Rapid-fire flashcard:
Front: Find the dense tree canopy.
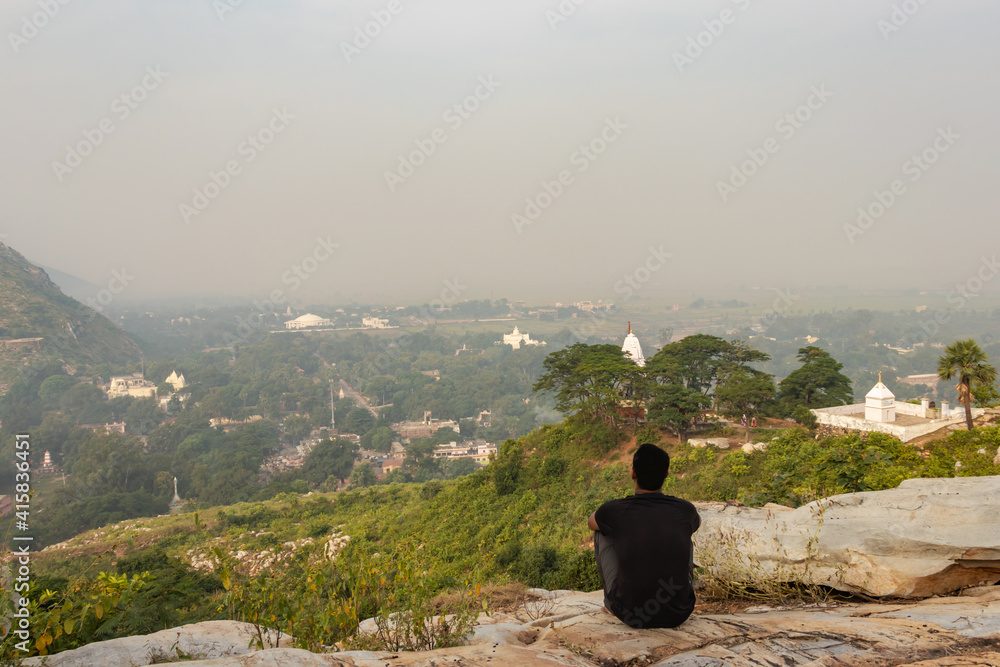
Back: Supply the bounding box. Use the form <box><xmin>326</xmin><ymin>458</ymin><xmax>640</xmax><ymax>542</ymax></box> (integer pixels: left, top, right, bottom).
<box><xmin>533</xmin><ymin>337</ymin><xmax>775</xmax><ymax>440</ymax></box>
<box><xmin>532</xmin><ymin>344</ymin><xmax>643</xmax><ymax>428</ymax></box>
<box><xmin>714</xmin><ymin>368</ymin><xmax>777</xmax><ymax>442</ymax></box>
<box><xmin>301</xmin><ymin>438</ymin><xmax>360</xmax><ymax>485</ymax></box>
<box><xmin>651</xmin><ymin>335</ymin><xmax>769</xmax><ymax>398</ymax></box>
<box><xmin>646</xmin><ymin>382</ymin><xmax>710</xmax><ymax>441</ymax></box>
<box><xmin>778</xmin><ymin>346</ymin><xmax>853</xmax><ymax>409</ymax></box>
<box><xmin>343</xmin><ymin>408</ymin><xmax>375</xmax><ymax>435</ymax></box>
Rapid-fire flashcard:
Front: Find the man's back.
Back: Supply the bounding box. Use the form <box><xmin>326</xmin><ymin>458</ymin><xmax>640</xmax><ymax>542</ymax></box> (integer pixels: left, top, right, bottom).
<box><xmin>594</xmin><ymin>493</ymin><xmax>700</xmax><ymax>628</ymax></box>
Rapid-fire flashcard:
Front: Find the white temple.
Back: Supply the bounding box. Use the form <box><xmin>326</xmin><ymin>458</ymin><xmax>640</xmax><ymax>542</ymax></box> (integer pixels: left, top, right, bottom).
<box><xmin>865</xmin><ymin>373</ymin><xmax>896</xmax><ymax>423</ymax></box>
<box><xmin>622</xmin><ymin>323</ymin><xmax>646</xmax><ymax>367</ymax></box>
<box><xmin>165</xmin><ymin>370</ymin><xmax>186</xmax><ymax>391</ymax></box>
<box><xmin>502</xmin><ymin>327</ymin><xmax>545</xmax><ymax>350</ymax></box>
<box><xmin>812</xmin><ymin>371</ymin><xmax>985</xmax><ymax>442</ymax></box>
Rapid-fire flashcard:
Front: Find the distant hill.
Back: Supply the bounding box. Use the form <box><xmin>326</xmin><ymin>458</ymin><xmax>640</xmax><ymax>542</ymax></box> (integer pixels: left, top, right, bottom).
<box><xmin>36</xmin><ymin>263</ymin><xmax>103</xmax><ymax>303</ymax></box>
<box><xmin>0</xmin><ymin>242</ymin><xmax>140</xmax><ymax>390</ymax></box>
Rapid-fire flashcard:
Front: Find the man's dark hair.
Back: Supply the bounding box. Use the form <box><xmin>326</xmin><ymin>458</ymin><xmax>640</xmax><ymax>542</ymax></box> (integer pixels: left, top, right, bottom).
<box><xmin>633</xmin><ymin>443</ymin><xmax>670</xmax><ymax>491</ymax></box>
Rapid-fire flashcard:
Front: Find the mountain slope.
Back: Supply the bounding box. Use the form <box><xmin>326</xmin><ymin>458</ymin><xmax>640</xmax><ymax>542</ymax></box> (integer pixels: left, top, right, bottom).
<box><xmin>0</xmin><ymin>242</ymin><xmax>140</xmax><ymax>389</ymax></box>
<box><xmin>37</xmin><ymin>263</ymin><xmax>104</xmax><ymax>304</ymax></box>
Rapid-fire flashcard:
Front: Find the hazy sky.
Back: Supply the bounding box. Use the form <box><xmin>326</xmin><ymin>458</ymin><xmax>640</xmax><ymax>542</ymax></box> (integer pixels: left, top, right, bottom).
<box><xmin>2</xmin><ymin>0</ymin><xmax>998</xmax><ymax>305</ymax></box>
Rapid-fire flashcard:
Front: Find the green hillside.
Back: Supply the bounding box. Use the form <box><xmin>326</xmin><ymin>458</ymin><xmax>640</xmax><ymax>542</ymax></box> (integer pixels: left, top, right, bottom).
<box><xmin>13</xmin><ymin>420</ymin><xmax>998</xmax><ymax>657</ymax></box>
<box><xmin>0</xmin><ymin>242</ymin><xmax>140</xmax><ymax>390</ymax></box>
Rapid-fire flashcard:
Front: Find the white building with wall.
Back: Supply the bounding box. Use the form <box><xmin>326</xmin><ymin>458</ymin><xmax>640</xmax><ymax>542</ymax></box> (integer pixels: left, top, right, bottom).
<box><xmin>107</xmin><ymin>374</ymin><xmax>156</xmax><ymax>399</ymax></box>
<box><xmin>362</xmin><ymin>317</ymin><xmax>390</xmax><ymax>329</ymax></box>
<box><xmin>433</xmin><ymin>439</ymin><xmax>498</xmax><ymax>463</ymax></box>
<box><xmin>812</xmin><ymin>376</ymin><xmax>985</xmax><ymax>443</ymax></box>
<box><xmin>285</xmin><ymin>314</ymin><xmax>332</xmax><ymax>330</ymax></box>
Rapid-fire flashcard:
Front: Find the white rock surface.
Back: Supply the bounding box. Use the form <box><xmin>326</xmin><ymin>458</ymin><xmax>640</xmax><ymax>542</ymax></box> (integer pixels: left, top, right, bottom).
<box><xmin>23</xmin><ymin>621</ymin><xmax>290</xmax><ymax>667</ymax></box>
<box><xmin>33</xmin><ymin>588</ymin><xmax>1000</xmax><ymax>666</ymax></box>
<box><xmin>694</xmin><ymin>475</ymin><xmax>1000</xmax><ymax>598</ymax></box>
<box><xmin>689</xmin><ymin>438</ymin><xmax>730</xmax><ymax>450</ymax></box>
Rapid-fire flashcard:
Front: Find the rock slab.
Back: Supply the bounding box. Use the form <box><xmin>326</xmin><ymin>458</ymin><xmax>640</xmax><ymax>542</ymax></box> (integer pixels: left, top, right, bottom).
<box><xmin>31</xmin><ymin>588</ymin><xmax>1000</xmax><ymax>666</ymax></box>
<box><xmin>23</xmin><ymin>620</ymin><xmax>289</xmax><ymax>667</ymax></box>
<box><xmin>694</xmin><ymin>475</ymin><xmax>1000</xmax><ymax>598</ymax></box>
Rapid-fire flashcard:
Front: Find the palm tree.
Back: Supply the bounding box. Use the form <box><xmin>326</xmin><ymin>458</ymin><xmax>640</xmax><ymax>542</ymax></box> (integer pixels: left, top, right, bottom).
<box><xmin>937</xmin><ymin>339</ymin><xmax>998</xmax><ymax>430</ymax></box>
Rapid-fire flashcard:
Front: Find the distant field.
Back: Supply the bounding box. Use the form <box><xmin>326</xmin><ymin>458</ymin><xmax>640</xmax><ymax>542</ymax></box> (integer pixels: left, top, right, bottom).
<box><xmin>260</xmin><ymin>288</ymin><xmax>1000</xmax><ymax>350</ymax></box>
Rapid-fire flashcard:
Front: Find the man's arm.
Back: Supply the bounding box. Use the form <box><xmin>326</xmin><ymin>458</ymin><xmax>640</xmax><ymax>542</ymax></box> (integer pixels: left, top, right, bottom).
<box><xmin>587</xmin><ymin>511</ymin><xmax>599</xmax><ymax>532</ymax></box>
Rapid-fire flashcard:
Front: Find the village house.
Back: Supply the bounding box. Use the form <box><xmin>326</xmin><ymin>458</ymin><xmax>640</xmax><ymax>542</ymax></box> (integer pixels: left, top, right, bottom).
<box><xmin>80</xmin><ymin>422</ymin><xmax>127</xmax><ymax>434</ymax></box>
<box><xmin>432</xmin><ymin>439</ymin><xmax>498</xmax><ymax>464</ymax></box>
<box><xmin>393</xmin><ymin>411</ymin><xmax>460</xmax><ymax>440</ymax></box>
<box><xmin>379</xmin><ymin>458</ymin><xmax>405</xmax><ymax>475</ymax></box>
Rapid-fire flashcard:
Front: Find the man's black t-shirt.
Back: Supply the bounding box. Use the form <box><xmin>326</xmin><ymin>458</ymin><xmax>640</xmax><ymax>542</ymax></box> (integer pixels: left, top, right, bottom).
<box><xmin>594</xmin><ymin>493</ymin><xmax>700</xmax><ymax>629</ymax></box>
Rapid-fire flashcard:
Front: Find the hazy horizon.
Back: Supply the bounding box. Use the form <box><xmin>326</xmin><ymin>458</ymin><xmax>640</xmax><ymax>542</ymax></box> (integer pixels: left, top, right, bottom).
<box><xmin>4</xmin><ymin>0</ymin><xmax>999</xmax><ymax>306</ymax></box>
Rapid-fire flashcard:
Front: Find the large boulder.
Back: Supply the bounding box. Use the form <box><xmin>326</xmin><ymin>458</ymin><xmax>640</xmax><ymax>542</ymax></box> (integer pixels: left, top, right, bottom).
<box><xmin>689</xmin><ymin>438</ymin><xmax>731</xmax><ymax>450</ymax></box>
<box><xmin>693</xmin><ymin>475</ymin><xmax>1000</xmax><ymax>598</ymax></box>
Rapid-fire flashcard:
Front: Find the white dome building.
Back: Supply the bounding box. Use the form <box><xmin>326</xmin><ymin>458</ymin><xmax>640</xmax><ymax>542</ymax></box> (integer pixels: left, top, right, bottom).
<box><xmin>285</xmin><ymin>313</ymin><xmax>332</xmax><ymax>330</ymax></box>
<box><xmin>622</xmin><ymin>323</ymin><xmax>646</xmax><ymax>367</ymax></box>
<box><xmin>502</xmin><ymin>326</ymin><xmax>545</xmax><ymax>350</ymax></box>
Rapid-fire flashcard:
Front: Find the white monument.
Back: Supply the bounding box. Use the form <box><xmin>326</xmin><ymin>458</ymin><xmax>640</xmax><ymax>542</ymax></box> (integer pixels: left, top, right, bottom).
<box><xmin>622</xmin><ymin>322</ymin><xmax>646</xmax><ymax>367</ymax></box>
<box><xmin>165</xmin><ymin>370</ymin><xmax>186</xmax><ymax>391</ymax></box>
<box><xmin>865</xmin><ymin>373</ymin><xmax>896</xmax><ymax>423</ymax></box>
<box><xmin>170</xmin><ymin>477</ymin><xmax>184</xmax><ymax>513</ymax></box>
<box><xmin>502</xmin><ymin>327</ymin><xmax>545</xmax><ymax>350</ymax></box>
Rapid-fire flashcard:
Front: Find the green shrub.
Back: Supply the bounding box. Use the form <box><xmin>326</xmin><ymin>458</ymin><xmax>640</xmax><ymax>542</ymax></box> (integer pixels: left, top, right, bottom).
<box><xmin>420</xmin><ymin>480</ymin><xmax>444</xmax><ymax>500</ymax></box>
<box><xmin>306</xmin><ymin>519</ymin><xmax>333</xmax><ymax>538</ymax></box>
<box><xmin>493</xmin><ymin>441</ymin><xmax>523</xmax><ymax>496</ymax></box>
<box><xmin>791</xmin><ymin>405</ymin><xmax>818</xmax><ymax>429</ymax></box>
<box><xmin>540</xmin><ymin>456</ymin><xmax>566</xmax><ymax>479</ymax></box>
<box><xmin>550</xmin><ymin>548</ymin><xmax>601</xmax><ymax>592</ymax></box>
<box><xmin>634</xmin><ymin>425</ymin><xmax>660</xmax><ymax>446</ymax></box>
<box><xmin>509</xmin><ymin>545</ymin><xmax>559</xmax><ymax>587</ymax></box>
<box><xmin>219</xmin><ymin>538</ymin><xmax>483</xmax><ymax>653</ymax></box>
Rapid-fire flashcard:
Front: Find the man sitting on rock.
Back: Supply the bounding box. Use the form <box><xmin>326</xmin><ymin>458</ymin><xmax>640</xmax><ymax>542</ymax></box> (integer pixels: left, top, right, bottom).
<box><xmin>588</xmin><ymin>443</ymin><xmax>701</xmax><ymax>629</ymax></box>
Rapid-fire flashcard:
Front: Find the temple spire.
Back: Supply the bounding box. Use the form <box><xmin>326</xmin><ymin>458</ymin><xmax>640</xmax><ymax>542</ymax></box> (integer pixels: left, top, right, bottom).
<box><xmin>622</xmin><ymin>324</ymin><xmax>646</xmax><ymax>367</ymax></box>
